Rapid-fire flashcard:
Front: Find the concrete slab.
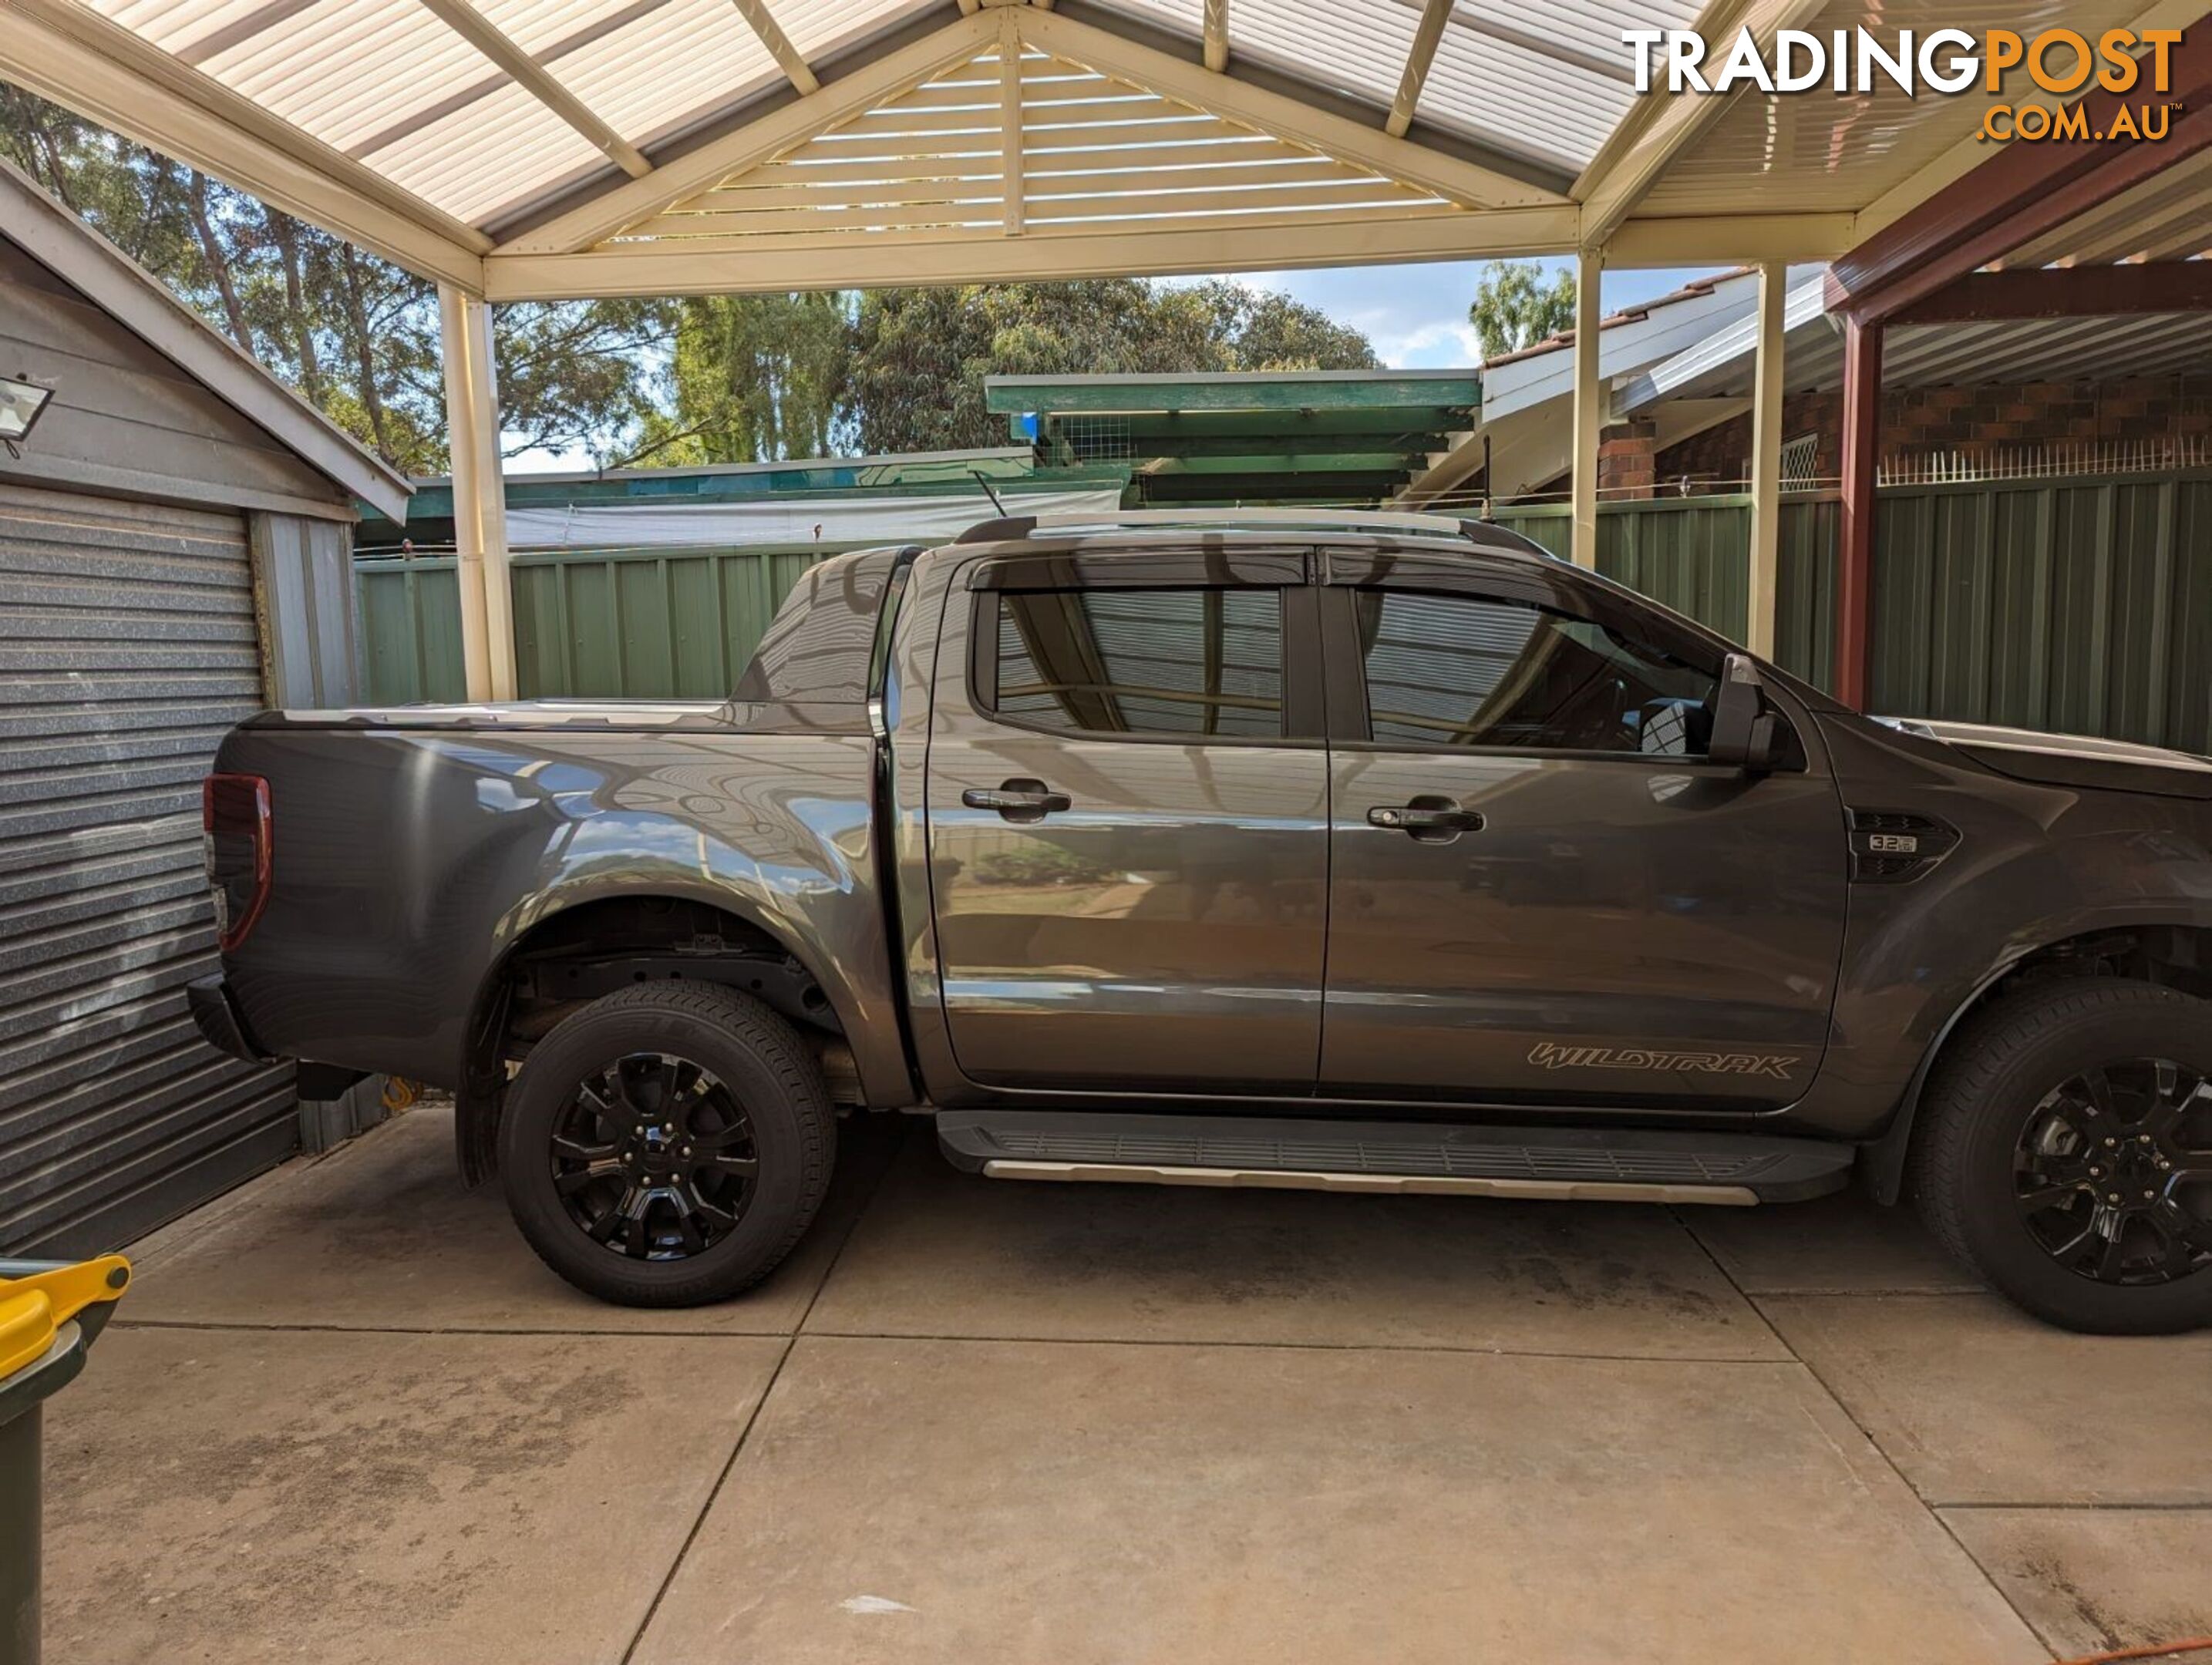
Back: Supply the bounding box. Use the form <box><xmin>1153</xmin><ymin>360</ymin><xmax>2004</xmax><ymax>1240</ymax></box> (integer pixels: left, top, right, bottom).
<box><xmin>41</xmin><ymin>1325</ymin><xmax>784</xmax><ymax>1665</ymax></box>
<box><xmin>1941</xmin><ymin>1507</ymin><xmax>2212</xmax><ymax>1659</ymax></box>
<box><xmin>632</xmin><ymin>1336</ymin><xmax>2042</xmax><ymax>1665</ymax></box>
<box><xmin>1679</xmin><ymin>1189</ymin><xmax>1981</xmax><ymax>1294</ymax></box>
<box><xmin>1763</xmin><ymin>1294</ymin><xmax>2212</xmax><ymax>1505</ymax></box>
<box><xmin>123</xmin><ymin>1104</ymin><xmax>902</xmax><ymax>1336</ymax></box>
<box><xmin>804</xmin><ymin>1142</ymin><xmax>1784</xmax><ymax>1358</ymax></box>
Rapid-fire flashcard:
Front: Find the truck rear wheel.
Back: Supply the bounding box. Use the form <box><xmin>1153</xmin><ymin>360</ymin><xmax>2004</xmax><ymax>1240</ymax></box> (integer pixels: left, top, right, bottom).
<box><xmin>499</xmin><ymin>983</ymin><xmax>834</xmax><ymax>1307</ymax></box>
<box><xmin>1912</xmin><ymin>977</ymin><xmax>2212</xmax><ymax>1334</ymax></box>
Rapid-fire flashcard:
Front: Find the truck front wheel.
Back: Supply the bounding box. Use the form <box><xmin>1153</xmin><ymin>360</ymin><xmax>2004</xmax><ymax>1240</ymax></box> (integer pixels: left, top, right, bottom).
<box><xmin>499</xmin><ymin>983</ymin><xmax>835</xmax><ymax>1307</ymax></box>
<box><xmin>1913</xmin><ymin>977</ymin><xmax>2212</xmax><ymax>1334</ymax></box>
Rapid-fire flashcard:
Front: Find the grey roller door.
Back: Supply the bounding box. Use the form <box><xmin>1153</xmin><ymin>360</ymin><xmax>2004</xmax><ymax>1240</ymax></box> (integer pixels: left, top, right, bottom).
<box><xmin>0</xmin><ymin>480</ymin><xmax>297</xmax><ymax>1255</ymax></box>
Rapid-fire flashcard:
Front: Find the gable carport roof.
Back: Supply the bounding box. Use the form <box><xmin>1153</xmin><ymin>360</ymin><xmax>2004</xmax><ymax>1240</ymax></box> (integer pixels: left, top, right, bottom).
<box><xmin>5</xmin><ymin>0</ymin><xmax>2186</xmax><ymax>301</ymax></box>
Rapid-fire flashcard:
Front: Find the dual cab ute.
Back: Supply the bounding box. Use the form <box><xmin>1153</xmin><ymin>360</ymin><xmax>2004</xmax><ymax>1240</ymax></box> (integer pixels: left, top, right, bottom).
<box><xmin>191</xmin><ymin>511</ymin><xmax>2212</xmax><ymax>1333</ymax></box>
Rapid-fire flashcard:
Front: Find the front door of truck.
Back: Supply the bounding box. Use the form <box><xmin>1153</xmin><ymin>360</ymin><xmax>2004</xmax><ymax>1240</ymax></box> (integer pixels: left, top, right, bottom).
<box><xmin>1316</xmin><ymin>552</ymin><xmax>1847</xmax><ymax>1110</ymax></box>
<box><xmin>925</xmin><ymin>547</ymin><xmax>1328</xmax><ymax>1093</ymax></box>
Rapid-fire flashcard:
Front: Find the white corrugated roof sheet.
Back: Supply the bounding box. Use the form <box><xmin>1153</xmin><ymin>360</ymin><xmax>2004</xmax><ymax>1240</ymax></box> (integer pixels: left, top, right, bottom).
<box><xmin>66</xmin><ymin>0</ymin><xmax>1680</xmax><ymax>235</ymax></box>
<box><xmin>19</xmin><ymin>0</ymin><xmax>2203</xmax><ymax>294</ymax></box>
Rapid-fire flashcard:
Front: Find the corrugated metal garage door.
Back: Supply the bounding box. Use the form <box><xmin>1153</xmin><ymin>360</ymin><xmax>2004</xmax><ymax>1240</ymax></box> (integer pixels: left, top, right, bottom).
<box><xmin>0</xmin><ymin>481</ymin><xmax>297</xmax><ymax>1256</ymax></box>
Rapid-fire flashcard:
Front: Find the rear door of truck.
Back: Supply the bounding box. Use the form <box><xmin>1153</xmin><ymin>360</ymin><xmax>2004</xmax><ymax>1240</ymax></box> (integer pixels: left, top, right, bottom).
<box><xmin>921</xmin><ymin>546</ymin><xmax>1329</xmax><ymax>1095</ymax></box>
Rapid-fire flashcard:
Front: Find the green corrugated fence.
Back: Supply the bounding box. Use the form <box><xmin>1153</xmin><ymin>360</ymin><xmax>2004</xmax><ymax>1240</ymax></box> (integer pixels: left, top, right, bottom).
<box><xmin>355</xmin><ymin>471</ymin><xmax>2212</xmax><ymax>752</ymax></box>
<box><xmin>357</xmin><ymin>542</ymin><xmax>841</xmax><ymax>705</ymax></box>
<box><xmin>1493</xmin><ymin>495</ymin><xmax>1762</xmax><ymax>641</ymax></box>
<box><xmin>357</xmin><ymin>556</ymin><xmax>469</xmax><ymax>705</ymax></box>
<box><xmin>1867</xmin><ymin>472</ymin><xmax>2212</xmax><ymax>753</ymax></box>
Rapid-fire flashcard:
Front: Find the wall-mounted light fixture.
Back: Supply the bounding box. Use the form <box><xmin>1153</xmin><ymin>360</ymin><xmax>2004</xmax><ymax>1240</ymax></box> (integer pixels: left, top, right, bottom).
<box><xmin>0</xmin><ymin>374</ymin><xmax>56</xmax><ymax>452</ymax></box>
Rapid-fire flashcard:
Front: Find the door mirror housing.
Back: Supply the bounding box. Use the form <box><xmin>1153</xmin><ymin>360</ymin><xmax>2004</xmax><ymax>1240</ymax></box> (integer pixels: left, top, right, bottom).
<box><xmin>1708</xmin><ymin>653</ymin><xmax>1785</xmax><ymax>771</ymax></box>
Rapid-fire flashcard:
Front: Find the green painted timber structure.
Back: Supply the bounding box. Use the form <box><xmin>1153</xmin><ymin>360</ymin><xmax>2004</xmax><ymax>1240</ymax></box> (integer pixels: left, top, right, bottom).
<box><xmin>984</xmin><ymin>370</ymin><xmax>1480</xmax><ymax>506</ymax></box>
<box><xmin>356</xmin><ymin>468</ymin><xmax>2212</xmax><ymax>756</ymax></box>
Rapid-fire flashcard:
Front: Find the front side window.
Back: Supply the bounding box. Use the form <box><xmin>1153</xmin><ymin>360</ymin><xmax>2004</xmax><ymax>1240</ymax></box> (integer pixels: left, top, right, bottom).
<box><xmin>986</xmin><ymin>587</ymin><xmax>1284</xmax><ymax>739</ymax></box>
<box><xmin>1355</xmin><ymin>588</ymin><xmax>1719</xmax><ymax>756</ymax></box>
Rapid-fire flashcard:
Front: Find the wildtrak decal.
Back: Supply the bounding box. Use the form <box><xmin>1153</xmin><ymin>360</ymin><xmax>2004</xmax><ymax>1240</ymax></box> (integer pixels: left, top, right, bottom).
<box><xmin>1528</xmin><ymin>1044</ymin><xmax>1798</xmax><ymax>1081</ymax></box>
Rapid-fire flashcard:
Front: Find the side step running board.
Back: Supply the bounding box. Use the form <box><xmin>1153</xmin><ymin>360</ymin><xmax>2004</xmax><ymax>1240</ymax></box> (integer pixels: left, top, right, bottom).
<box><xmin>936</xmin><ymin>1111</ymin><xmax>1854</xmax><ymax>1206</ymax></box>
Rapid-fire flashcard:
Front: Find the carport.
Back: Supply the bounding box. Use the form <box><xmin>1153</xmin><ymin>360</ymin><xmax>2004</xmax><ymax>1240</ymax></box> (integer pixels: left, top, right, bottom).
<box><xmin>12</xmin><ymin>0</ymin><xmax>2206</xmax><ymax>705</ymax></box>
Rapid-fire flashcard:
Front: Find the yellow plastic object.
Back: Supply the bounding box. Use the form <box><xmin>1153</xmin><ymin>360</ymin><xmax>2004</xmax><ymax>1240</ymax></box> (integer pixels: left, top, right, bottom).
<box><xmin>0</xmin><ymin>1256</ymin><xmax>130</xmax><ymax>1378</ymax></box>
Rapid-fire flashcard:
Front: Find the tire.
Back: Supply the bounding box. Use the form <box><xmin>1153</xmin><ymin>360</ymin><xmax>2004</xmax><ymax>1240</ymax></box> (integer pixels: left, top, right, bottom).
<box><xmin>500</xmin><ymin>982</ymin><xmax>834</xmax><ymax>1307</ymax></box>
<box><xmin>1911</xmin><ymin>977</ymin><xmax>2212</xmax><ymax>1334</ymax></box>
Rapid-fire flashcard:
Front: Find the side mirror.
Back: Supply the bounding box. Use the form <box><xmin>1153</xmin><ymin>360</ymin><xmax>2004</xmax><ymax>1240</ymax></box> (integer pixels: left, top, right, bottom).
<box><xmin>1708</xmin><ymin>652</ymin><xmax>1784</xmax><ymax>771</ymax></box>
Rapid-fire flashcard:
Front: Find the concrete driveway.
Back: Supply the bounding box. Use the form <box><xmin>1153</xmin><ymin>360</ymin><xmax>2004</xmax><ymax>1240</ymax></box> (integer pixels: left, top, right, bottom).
<box><xmin>42</xmin><ymin>1105</ymin><xmax>2212</xmax><ymax>1664</ymax></box>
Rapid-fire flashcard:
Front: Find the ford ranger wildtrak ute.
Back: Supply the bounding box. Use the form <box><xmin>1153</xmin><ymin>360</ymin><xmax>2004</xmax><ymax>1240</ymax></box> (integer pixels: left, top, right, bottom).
<box><xmin>189</xmin><ymin>511</ymin><xmax>2212</xmax><ymax>1333</ymax></box>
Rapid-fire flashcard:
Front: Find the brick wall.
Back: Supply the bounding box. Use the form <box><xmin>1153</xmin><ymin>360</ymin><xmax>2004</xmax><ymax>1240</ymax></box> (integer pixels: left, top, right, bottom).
<box><xmin>1652</xmin><ymin>375</ymin><xmax>2212</xmax><ymax>489</ymax></box>
<box><xmin>1598</xmin><ymin>417</ymin><xmax>1658</xmax><ymax>498</ymax></box>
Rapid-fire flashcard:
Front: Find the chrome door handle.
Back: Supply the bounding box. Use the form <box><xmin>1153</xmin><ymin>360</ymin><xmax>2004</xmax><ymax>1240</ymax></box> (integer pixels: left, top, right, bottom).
<box><xmin>963</xmin><ymin>779</ymin><xmax>1072</xmax><ymax>820</ymax></box>
<box><xmin>1368</xmin><ymin>799</ymin><xmax>1484</xmax><ymax>840</ymax></box>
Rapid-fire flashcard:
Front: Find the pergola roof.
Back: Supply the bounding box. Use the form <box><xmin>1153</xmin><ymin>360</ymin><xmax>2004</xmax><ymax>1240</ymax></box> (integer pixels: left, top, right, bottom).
<box><xmin>7</xmin><ymin>0</ymin><xmax>2186</xmax><ymax>301</ymax></box>
<box><xmin>1614</xmin><ymin>271</ymin><xmax>2212</xmax><ymax>412</ymax></box>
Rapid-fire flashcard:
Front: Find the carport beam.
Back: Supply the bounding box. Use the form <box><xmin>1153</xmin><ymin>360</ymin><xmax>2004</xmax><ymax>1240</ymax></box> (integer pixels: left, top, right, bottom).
<box><xmin>1835</xmin><ymin>312</ymin><xmax>1880</xmax><ymax>711</ymax></box>
<box><xmin>1569</xmin><ymin>247</ymin><xmax>1602</xmax><ymax>570</ymax></box>
<box><xmin>439</xmin><ymin>285</ymin><xmax>517</xmax><ymax>703</ymax></box>
<box><xmin>1745</xmin><ymin>261</ymin><xmax>1786</xmax><ymax>659</ymax></box>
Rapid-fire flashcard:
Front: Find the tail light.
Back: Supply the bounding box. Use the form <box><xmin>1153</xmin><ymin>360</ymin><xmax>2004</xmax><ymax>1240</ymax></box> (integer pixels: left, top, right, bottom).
<box><xmin>203</xmin><ymin>773</ymin><xmax>272</xmax><ymax>951</ymax></box>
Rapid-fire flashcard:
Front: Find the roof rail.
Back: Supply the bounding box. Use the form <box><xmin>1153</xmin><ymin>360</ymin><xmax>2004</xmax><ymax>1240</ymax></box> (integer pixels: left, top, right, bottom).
<box><xmin>953</xmin><ymin>507</ymin><xmax>1493</xmax><ymax>545</ymax></box>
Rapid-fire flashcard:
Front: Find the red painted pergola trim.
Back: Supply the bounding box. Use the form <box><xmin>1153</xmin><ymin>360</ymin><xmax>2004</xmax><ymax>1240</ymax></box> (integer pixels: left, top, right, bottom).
<box><xmin>1890</xmin><ymin>260</ymin><xmax>2212</xmax><ymax>325</ymax></box>
<box><xmin>1828</xmin><ymin>26</ymin><xmax>2212</xmax><ymax>325</ymax></box>
<box><xmin>1822</xmin><ymin>17</ymin><xmax>2212</xmax><ymax>709</ymax></box>
<box><xmin>1835</xmin><ymin>317</ymin><xmax>1882</xmax><ymax>711</ymax></box>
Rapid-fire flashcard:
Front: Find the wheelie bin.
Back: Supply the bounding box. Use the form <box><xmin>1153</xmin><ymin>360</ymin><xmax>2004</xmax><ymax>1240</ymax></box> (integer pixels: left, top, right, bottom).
<box><xmin>0</xmin><ymin>1256</ymin><xmax>131</xmax><ymax>1665</ymax></box>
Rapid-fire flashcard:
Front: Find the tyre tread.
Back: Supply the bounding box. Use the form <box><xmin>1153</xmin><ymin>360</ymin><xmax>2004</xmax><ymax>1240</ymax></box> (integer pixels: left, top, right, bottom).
<box><xmin>503</xmin><ymin>981</ymin><xmax>834</xmax><ymax>1309</ymax></box>
<box><xmin>1911</xmin><ymin>975</ymin><xmax>2210</xmax><ymax>1332</ymax></box>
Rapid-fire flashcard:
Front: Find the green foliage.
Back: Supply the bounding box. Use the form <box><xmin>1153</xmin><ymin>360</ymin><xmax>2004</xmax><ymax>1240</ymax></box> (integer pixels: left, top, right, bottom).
<box><xmin>2</xmin><ymin>86</ymin><xmax>670</xmax><ymax>473</ymax></box>
<box><xmin>1204</xmin><ymin>282</ymin><xmax>1379</xmax><ymax>372</ymax></box>
<box><xmin>632</xmin><ymin>293</ymin><xmax>853</xmax><ymax>466</ymax></box>
<box><xmin>847</xmin><ymin>278</ymin><xmax>1379</xmax><ymax>454</ymax></box>
<box><xmin>497</xmin><ymin>298</ymin><xmax>677</xmax><ymax>466</ymax></box>
<box><xmin>1466</xmin><ymin>259</ymin><xmax>1577</xmax><ymax>362</ymax></box>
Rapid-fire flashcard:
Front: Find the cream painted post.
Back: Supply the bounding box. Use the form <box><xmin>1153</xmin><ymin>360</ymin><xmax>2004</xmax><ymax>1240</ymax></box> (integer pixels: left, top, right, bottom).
<box><xmin>438</xmin><ymin>284</ymin><xmax>516</xmax><ymax>702</ymax></box>
<box><xmin>1746</xmin><ymin>261</ymin><xmax>1787</xmax><ymax>657</ymax></box>
<box><xmin>1569</xmin><ymin>246</ymin><xmax>1603</xmax><ymax>570</ymax></box>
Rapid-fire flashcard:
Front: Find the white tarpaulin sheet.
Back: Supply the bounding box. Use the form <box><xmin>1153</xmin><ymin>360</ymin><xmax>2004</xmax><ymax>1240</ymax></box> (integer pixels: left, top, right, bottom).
<box><xmin>504</xmin><ymin>488</ymin><xmax>1128</xmax><ymax>550</ymax></box>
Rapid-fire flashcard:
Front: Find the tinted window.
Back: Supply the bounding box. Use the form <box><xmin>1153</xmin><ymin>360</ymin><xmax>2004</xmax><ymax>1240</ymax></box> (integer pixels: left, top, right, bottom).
<box><xmin>988</xmin><ymin>588</ymin><xmax>1284</xmax><ymax>738</ymax></box>
<box><xmin>1355</xmin><ymin>589</ymin><xmax>1719</xmax><ymax>755</ymax></box>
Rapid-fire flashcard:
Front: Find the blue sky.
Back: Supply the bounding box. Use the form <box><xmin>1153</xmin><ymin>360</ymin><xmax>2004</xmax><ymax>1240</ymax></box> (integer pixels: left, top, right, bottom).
<box><xmin>1206</xmin><ymin>258</ymin><xmax>1724</xmax><ymax>368</ymax></box>
<box><xmin>503</xmin><ymin>259</ymin><xmax>1722</xmax><ymax>470</ymax></box>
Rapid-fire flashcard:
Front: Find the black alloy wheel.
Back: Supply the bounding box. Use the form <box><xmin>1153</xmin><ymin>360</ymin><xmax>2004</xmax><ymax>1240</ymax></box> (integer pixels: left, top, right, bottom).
<box><xmin>2013</xmin><ymin>1058</ymin><xmax>2212</xmax><ymax>1287</ymax></box>
<box><xmin>1914</xmin><ymin>977</ymin><xmax>2212</xmax><ymax>1334</ymax></box>
<box><xmin>502</xmin><ymin>982</ymin><xmax>833</xmax><ymax>1307</ymax></box>
<box><xmin>550</xmin><ymin>1051</ymin><xmax>761</xmax><ymax>1260</ymax></box>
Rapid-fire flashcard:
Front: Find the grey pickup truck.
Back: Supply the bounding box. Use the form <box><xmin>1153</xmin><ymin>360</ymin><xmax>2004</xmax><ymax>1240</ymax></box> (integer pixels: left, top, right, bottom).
<box><xmin>191</xmin><ymin>510</ymin><xmax>2212</xmax><ymax>1333</ymax></box>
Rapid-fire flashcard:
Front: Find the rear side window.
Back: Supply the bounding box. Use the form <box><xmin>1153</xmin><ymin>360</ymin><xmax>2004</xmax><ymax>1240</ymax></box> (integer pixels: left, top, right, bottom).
<box><xmin>982</xmin><ymin>588</ymin><xmax>1285</xmax><ymax>739</ymax></box>
<box><xmin>1355</xmin><ymin>588</ymin><xmax>1719</xmax><ymax>755</ymax></box>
